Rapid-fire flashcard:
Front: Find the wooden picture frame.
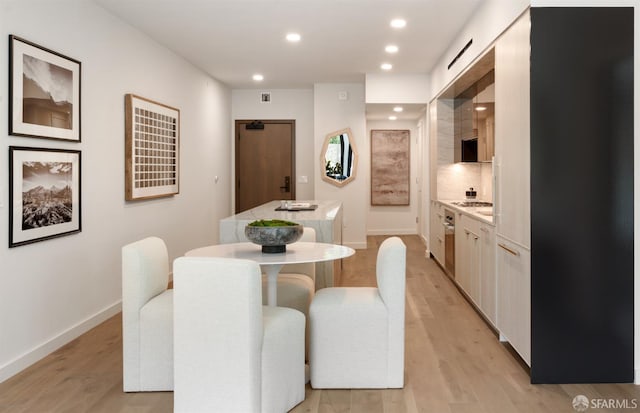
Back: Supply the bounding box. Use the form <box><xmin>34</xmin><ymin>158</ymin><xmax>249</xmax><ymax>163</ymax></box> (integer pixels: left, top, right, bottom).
<box><xmin>370</xmin><ymin>129</ymin><xmax>410</xmax><ymax>206</ymax></box>
<box><xmin>9</xmin><ymin>35</ymin><xmax>81</xmax><ymax>141</ymax></box>
<box><xmin>125</xmin><ymin>94</ymin><xmax>180</xmax><ymax>201</ymax></box>
<box><xmin>9</xmin><ymin>146</ymin><xmax>81</xmax><ymax>247</ymax></box>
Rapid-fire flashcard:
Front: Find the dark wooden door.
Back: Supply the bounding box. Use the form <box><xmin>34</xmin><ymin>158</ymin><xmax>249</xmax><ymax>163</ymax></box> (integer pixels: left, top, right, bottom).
<box><xmin>235</xmin><ymin>120</ymin><xmax>295</xmax><ymax>212</ymax></box>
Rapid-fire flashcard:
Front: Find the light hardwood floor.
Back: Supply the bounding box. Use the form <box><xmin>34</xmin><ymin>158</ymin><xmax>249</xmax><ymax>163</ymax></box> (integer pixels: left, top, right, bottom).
<box><xmin>1</xmin><ymin>235</ymin><xmax>639</xmax><ymax>412</ymax></box>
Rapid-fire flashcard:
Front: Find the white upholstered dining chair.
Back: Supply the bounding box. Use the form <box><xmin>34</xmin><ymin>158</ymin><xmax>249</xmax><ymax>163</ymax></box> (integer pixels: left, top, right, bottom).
<box><xmin>173</xmin><ymin>256</ymin><xmax>305</xmax><ymax>413</ymax></box>
<box><xmin>121</xmin><ymin>236</ymin><xmax>173</xmax><ymax>391</ymax></box>
<box><xmin>264</xmin><ymin>227</ymin><xmax>316</xmax><ymax>357</ymax></box>
<box><xmin>309</xmin><ymin>236</ymin><xmax>406</xmax><ymax>389</ymax></box>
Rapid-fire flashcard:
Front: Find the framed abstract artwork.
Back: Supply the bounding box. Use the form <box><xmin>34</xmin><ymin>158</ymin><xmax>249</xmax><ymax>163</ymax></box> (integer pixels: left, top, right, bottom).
<box><xmin>9</xmin><ymin>35</ymin><xmax>81</xmax><ymax>141</ymax></box>
<box><xmin>9</xmin><ymin>146</ymin><xmax>81</xmax><ymax>247</ymax></box>
<box><xmin>124</xmin><ymin>94</ymin><xmax>180</xmax><ymax>201</ymax></box>
<box><xmin>370</xmin><ymin>129</ymin><xmax>410</xmax><ymax>206</ymax></box>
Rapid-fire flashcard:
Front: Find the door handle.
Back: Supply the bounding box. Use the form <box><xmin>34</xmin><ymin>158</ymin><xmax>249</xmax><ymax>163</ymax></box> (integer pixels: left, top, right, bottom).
<box><xmin>279</xmin><ymin>176</ymin><xmax>291</xmax><ymax>192</ymax></box>
<box><xmin>498</xmin><ymin>243</ymin><xmax>520</xmax><ymax>256</ymax></box>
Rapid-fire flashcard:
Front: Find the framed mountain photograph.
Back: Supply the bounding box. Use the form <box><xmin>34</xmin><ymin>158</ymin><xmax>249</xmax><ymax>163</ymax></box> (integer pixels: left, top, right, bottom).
<box><xmin>9</xmin><ymin>146</ymin><xmax>81</xmax><ymax>247</ymax></box>
<box><xmin>9</xmin><ymin>35</ymin><xmax>81</xmax><ymax>141</ymax></box>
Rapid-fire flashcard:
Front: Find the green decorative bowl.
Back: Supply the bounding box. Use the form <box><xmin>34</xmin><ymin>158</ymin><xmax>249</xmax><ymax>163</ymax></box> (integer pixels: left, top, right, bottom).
<box><xmin>245</xmin><ymin>220</ymin><xmax>303</xmax><ymax>253</ymax></box>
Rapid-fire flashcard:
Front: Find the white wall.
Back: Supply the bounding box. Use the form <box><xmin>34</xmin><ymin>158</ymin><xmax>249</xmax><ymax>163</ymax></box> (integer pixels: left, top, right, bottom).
<box><xmin>314</xmin><ymin>83</ymin><xmax>367</xmax><ymax>249</ymax></box>
<box><xmin>365</xmin><ymin>74</ymin><xmax>430</xmax><ymax>103</ymax></box>
<box><xmin>428</xmin><ymin>0</ymin><xmax>529</xmax><ymax>100</ymax></box>
<box><xmin>231</xmin><ymin>89</ymin><xmax>315</xmax><ymax>204</ymax></box>
<box><xmin>366</xmin><ymin>120</ymin><xmax>420</xmax><ymax>235</ymax></box>
<box><xmin>0</xmin><ymin>0</ymin><xmax>231</xmax><ymax>382</ymax></box>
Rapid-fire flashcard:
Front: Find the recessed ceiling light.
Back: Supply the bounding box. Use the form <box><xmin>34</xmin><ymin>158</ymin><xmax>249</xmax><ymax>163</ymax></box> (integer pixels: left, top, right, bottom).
<box><xmin>252</xmin><ymin>74</ymin><xmax>264</xmax><ymax>81</ymax></box>
<box><xmin>393</xmin><ymin>106</ymin><xmax>403</xmax><ymax>112</ymax></box>
<box><xmin>389</xmin><ymin>115</ymin><xmax>398</xmax><ymax>120</ymax></box>
<box><xmin>286</xmin><ymin>32</ymin><xmax>301</xmax><ymax>42</ymax></box>
<box><xmin>380</xmin><ymin>63</ymin><xmax>393</xmax><ymax>71</ymax></box>
<box><xmin>385</xmin><ymin>45</ymin><xmax>399</xmax><ymax>54</ymax></box>
<box><xmin>390</xmin><ymin>19</ymin><xmax>407</xmax><ymax>29</ymax></box>
<box><xmin>475</xmin><ymin>106</ymin><xmax>487</xmax><ymax>111</ymax></box>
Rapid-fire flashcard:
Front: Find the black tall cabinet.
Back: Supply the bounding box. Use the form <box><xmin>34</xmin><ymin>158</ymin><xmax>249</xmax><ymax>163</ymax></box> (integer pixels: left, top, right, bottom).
<box><xmin>530</xmin><ymin>7</ymin><xmax>634</xmax><ymax>383</ymax></box>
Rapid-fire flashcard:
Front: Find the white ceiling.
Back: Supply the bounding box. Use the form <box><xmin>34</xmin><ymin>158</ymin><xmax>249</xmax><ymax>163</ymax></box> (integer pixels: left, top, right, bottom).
<box><xmin>94</xmin><ymin>0</ymin><xmax>484</xmax><ymax>90</ymax></box>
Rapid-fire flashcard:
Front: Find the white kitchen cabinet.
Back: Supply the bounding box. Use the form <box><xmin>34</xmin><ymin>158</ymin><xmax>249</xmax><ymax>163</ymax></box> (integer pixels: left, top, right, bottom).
<box><xmin>496</xmin><ymin>235</ymin><xmax>530</xmax><ymax>366</ymax></box>
<box><xmin>479</xmin><ymin>222</ymin><xmax>496</xmax><ymax>326</ymax></box>
<box><xmin>454</xmin><ymin>212</ymin><xmax>481</xmax><ymax>305</ymax></box>
<box><xmin>494</xmin><ymin>10</ymin><xmax>531</xmax><ymax>248</ymax></box>
<box><xmin>493</xmin><ymin>9</ymin><xmax>531</xmax><ymax>367</ymax></box>
<box><xmin>429</xmin><ymin>201</ymin><xmax>445</xmax><ymax>266</ymax></box>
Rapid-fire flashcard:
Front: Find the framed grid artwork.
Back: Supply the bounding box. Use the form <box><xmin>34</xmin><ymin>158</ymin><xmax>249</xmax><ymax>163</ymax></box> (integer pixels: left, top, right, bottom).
<box><xmin>9</xmin><ymin>35</ymin><xmax>81</xmax><ymax>141</ymax></box>
<box><xmin>124</xmin><ymin>94</ymin><xmax>179</xmax><ymax>201</ymax></box>
<box><xmin>9</xmin><ymin>146</ymin><xmax>81</xmax><ymax>247</ymax></box>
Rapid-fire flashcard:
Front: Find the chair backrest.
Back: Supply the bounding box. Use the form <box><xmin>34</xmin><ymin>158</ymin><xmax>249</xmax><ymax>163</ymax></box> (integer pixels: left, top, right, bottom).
<box><xmin>173</xmin><ymin>256</ymin><xmax>263</xmax><ymax>413</ymax></box>
<box><xmin>122</xmin><ymin>237</ymin><xmax>169</xmax><ymax>312</ymax></box>
<box><xmin>280</xmin><ymin>227</ymin><xmax>316</xmax><ymax>280</ymax></box>
<box><xmin>121</xmin><ymin>236</ymin><xmax>169</xmax><ymax>389</ymax></box>
<box><xmin>375</xmin><ymin>236</ymin><xmax>406</xmax><ymax>387</ymax></box>
<box><xmin>376</xmin><ymin>236</ymin><xmax>406</xmax><ymax>310</ymax></box>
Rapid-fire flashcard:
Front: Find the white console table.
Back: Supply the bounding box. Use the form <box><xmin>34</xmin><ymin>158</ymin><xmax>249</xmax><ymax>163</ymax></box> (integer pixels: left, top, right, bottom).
<box><xmin>219</xmin><ymin>200</ymin><xmax>343</xmax><ymax>289</ymax></box>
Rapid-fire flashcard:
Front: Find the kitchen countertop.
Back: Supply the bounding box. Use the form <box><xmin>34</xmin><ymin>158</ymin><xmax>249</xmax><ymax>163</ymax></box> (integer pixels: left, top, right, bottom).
<box><xmin>219</xmin><ymin>200</ymin><xmax>343</xmax><ymax>289</ymax></box>
<box><xmin>438</xmin><ymin>200</ymin><xmax>495</xmax><ymax>225</ymax></box>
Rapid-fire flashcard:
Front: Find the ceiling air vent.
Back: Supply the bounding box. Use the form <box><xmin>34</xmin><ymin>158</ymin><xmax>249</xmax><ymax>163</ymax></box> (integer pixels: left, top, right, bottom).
<box><xmin>448</xmin><ymin>39</ymin><xmax>473</xmax><ymax>70</ymax></box>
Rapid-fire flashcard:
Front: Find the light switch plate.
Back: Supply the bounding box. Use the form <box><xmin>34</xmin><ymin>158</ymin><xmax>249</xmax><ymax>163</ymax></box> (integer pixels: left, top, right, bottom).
<box><xmin>298</xmin><ymin>175</ymin><xmax>308</xmax><ymax>184</ymax></box>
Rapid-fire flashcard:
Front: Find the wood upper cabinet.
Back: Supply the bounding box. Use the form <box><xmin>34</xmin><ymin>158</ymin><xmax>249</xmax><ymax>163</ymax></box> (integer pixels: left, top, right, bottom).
<box><xmin>494</xmin><ymin>10</ymin><xmax>531</xmax><ymax>248</ymax></box>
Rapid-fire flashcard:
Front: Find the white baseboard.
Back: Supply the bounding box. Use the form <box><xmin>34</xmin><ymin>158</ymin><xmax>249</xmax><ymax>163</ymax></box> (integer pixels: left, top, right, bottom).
<box><xmin>0</xmin><ymin>301</ymin><xmax>122</xmax><ymax>384</ymax></box>
<box><xmin>344</xmin><ymin>241</ymin><xmax>368</xmax><ymax>250</ymax></box>
<box><xmin>366</xmin><ymin>229</ymin><xmax>418</xmax><ymax>236</ymax></box>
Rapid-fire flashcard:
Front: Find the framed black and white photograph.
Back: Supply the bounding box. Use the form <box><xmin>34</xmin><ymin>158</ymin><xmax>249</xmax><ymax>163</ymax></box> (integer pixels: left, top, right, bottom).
<box><xmin>9</xmin><ymin>35</ymin><xmax>81</xmax><ymax>141</ymax></box>
<box><xmin>125</xmin><ymin>94</ymin><xmax>180</xmax><ymax>201</ymax></box>
<box><xmin>9</xmin><ymin>146</ymin><xmax>81</xmax><ymax>247</ymax></box>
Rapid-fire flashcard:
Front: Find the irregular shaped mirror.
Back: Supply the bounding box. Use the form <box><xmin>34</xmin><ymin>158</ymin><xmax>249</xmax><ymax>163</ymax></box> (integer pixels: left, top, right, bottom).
<box><xmin>320</xmin><ymin>127</ymin><xmax>358</xmax><ymax>187</ymax></box>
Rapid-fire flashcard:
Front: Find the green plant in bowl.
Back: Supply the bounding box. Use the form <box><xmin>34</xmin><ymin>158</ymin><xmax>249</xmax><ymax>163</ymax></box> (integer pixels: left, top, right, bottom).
<box><xmin>245</xmin><ymin>219</ymin><xmax>303</xmax><ymax>253</ymax></box>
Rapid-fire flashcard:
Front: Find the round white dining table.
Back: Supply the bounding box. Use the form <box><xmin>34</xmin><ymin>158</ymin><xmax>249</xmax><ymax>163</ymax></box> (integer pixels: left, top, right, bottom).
<box><xmin>185</xmin><ymin>242</ymin><xmax>355</xmax><ymax>306</ymax></box>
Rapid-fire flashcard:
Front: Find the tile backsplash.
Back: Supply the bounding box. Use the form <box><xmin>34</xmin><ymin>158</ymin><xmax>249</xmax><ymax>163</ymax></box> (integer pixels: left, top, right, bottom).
<box><xmin>438</xmin><ymin>162</ymin><xmax>493</xmax><ymax>202</ymax></box>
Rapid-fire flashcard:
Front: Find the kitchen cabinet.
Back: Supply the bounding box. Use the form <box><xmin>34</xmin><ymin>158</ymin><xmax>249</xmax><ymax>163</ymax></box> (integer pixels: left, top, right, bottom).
<box><xmin>478</xmin><ymin>222</ymin><xmax>496</xmax><ymax>326</ymax></box>
<box><xmin>496</xmin><ymin>235</ymin><xmax>530</xmax><ymax>366</ymax></box>
<box><xmin>453</xmin><ymin>211</ymin><xmax>496</xmax><ymax>327</ymax></box>
<box><xmin>429</xmin><ymin>201</ymin><xmax>445</xmax><ymax>266</ymax></box>
<box><xmin>454</xmin><ymin>212</ymin><xmax>480</xmax><ymax>305</ymax></box>
<box><xmin>494</xmin><ymin>10</ymin><xmax>530</xmax><ymax>248</ymax></box>
<box><xmin>494</xmin><ymin>9</ymin><xmax>531</xmax><ymax>368</ymax></box>
<box><xmin>476</xmin><ymin>103</ymin><xmax>494</xmax><ymax>162</ymax></box>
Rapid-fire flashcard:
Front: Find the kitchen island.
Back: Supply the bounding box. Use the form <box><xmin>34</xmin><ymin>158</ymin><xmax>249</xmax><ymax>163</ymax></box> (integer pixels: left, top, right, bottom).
<box><xmin>219</xmin><ymin>200</ymin><xmax>343</xmax><ymax>289</ymax></box>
